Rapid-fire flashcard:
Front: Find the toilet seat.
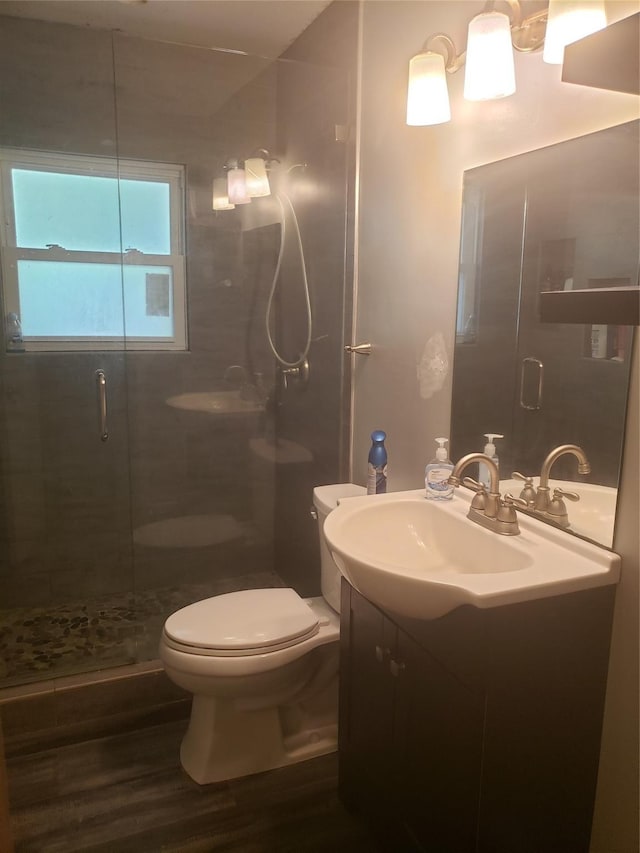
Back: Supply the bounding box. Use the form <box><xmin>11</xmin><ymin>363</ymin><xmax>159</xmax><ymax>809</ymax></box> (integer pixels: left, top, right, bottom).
<box><xmin>163</xmin><ymin>588</ymin><xmax>320</xmax><ymax>657</ymax></box>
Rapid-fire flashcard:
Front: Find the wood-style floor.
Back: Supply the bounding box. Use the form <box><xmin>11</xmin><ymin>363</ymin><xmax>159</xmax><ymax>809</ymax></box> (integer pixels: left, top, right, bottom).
<box><xmin>6</xmin><ymin>719</ymin><xmax>380</xmax><ymax>852</ymax></box>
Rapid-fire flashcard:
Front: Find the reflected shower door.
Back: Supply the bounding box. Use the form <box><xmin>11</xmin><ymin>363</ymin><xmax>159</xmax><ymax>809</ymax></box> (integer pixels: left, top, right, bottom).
<box><xmin>513</xmin><ymin>123</ymin><xmax>639</xmax><ymax>490</ymax></box>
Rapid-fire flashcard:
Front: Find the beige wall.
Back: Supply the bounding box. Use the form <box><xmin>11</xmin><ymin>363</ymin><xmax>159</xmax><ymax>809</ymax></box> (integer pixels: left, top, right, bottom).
<box><xmin>592</xmin><ymin>336</ymin><xmax>639</xmax><ymax>853</ymax></box>
<box><xmin>355</xmin><ymin>1</ymin><xmax>639</xmax><ymax>850</ymax></box>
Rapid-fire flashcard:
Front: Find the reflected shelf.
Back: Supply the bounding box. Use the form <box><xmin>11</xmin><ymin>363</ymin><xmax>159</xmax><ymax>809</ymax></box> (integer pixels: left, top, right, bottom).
<box><xmin>539</xmin><ymin>287</ymin><xmax>640</xmax><ymax>326</ymax></box>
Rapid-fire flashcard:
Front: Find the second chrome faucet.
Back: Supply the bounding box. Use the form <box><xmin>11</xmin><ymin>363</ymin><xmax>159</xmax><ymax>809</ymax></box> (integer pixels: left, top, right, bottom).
<box><xmin>513</xmin><ymin>444</ymin><xmax>591</xmax><ymax>529</ymax></box>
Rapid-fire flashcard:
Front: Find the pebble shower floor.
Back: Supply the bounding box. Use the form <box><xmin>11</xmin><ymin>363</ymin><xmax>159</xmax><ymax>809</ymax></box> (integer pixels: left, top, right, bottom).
<box><xmin>0</xmin><ymin>572</ymin><xmax>284</xmax><ymax>688</ymax></box>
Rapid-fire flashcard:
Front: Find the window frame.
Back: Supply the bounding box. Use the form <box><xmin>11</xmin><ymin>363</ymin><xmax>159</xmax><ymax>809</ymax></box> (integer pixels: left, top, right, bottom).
<box><xmin>0</xmin><ymin>148</ymin><xmax>187</xmax><ymax>352</ymax></box>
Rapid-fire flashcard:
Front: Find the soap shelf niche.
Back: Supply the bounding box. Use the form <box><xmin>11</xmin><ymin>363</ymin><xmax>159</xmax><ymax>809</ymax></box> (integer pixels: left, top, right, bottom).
<box><xmin>583</xmin><ymin>278</ymin><xmax>633</xmax><ymax>361</ymax></box>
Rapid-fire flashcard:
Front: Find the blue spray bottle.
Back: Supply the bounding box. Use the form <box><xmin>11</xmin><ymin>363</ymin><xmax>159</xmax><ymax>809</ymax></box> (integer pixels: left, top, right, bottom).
<box><xmin>367</xmin><ymin>430</ymin><xmax>388</xmax><ymax>495</ymax></box>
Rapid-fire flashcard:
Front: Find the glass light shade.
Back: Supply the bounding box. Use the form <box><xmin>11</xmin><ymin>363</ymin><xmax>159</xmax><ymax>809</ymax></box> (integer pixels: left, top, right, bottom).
<box><xmin>244</xmin><ymin>157</ymin><xmax>271</xmax><ymax>197</ymax></box>
<box><xmin>543</xmin><ymin>0</ymin><xmax>607</xmax><ymax>64</ymax></box>
<box><xmin>406</xmin><ymin>51</ymin><xmax>451</xmax><ymax>126</ymax></box>
<box><xmin>464</xmin><ymin>11</ymin><xmax>516</xmax><ymax>101</ymax></box>
<box><xmin>227</xmin><ymin>168</ymin><xmax>251</xmax><ymax>205</ymax></box>
<box><xmin>212</xmin><ymin>177</ymin><xmax>234</xmax><ymax>211</ymax></box>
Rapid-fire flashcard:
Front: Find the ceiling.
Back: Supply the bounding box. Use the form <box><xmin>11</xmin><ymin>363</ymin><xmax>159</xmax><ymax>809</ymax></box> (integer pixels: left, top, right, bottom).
<box><xmin>0</xmin><ymin>0</ymin><xmax>333</xmax><ymax>56</ymax></box>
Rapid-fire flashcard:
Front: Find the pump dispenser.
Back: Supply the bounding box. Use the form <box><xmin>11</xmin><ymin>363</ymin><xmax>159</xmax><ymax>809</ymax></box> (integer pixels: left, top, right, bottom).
<box><xmin>425</xmin><ymin>437</ymin><xmax>454</xmax><ymax>501</ymax></box>
<box><xmin>479</xmin><ymin>433</ymin><xmax>504</xmax><ymax>490</ymax></box>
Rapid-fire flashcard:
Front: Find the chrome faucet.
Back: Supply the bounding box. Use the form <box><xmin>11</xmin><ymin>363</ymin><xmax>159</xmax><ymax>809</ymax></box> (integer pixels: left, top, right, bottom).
<box><xmin>535</xmin><ymin>444</ymin><xmax>591</xmax><ymax>514</ymax></box>
<box><xmin>448</xmin><ymin>453</ymin><xmax>525</xmax><ymax>536</ymax></box>
<box><xmin>512</xmin><ymin>444</ymin><xmax>590</xmax><ymax>529</ymax></box>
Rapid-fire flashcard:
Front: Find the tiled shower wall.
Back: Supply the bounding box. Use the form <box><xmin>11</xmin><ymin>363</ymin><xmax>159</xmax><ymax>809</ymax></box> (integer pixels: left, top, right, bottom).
<box><xmin>274</xmin><ymin>1</ymin><xmax>358</xmax><ymax>596</ymax></box>
<box><xmin>0</xmin><ymin>4</ymin><xmax>357</xmax><ymax>684</ymax></box>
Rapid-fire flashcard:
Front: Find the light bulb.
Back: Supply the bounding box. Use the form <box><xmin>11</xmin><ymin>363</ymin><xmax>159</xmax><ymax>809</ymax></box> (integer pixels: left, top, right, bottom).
<box><xmin>543</xmin><ymin>0</ymin><xmax>607</xmax><ymax>65</ymax></box>
<box><xmin>227</xmin><ymin>168</ymin><xmax>251</xmax><ymax>205</ymax></box>
<box><xmin>212</xmin><ymin>177</ymin><xmax>234</xmax><ymax>211</ymax></box>
<box><xmin>406</xmin><ymin>51</ymin><xmax>451</xmax><ymax>126</ymax></box>
<box><xmin>464</xmin><ymin>11</ymin><xmax>516</xmax><ymax>101</ymax></box>
<box><xmin>244</xmin><ymin>158</ymin><xmax>271</xmax><ymax>197</ymax></box>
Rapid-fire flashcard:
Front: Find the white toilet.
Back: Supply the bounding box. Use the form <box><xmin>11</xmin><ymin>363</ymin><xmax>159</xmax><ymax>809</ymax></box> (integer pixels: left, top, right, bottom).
<box><xmin>159</xmin><ymin>483</ymin><xmax>365</xmax><ymax>784</ymax></box>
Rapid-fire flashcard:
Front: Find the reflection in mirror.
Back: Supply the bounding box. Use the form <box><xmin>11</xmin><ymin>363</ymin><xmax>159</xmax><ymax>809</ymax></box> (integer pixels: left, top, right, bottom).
<box><xmin>451</xmin><ymin>120</ymin><xmax>639</xmax><ymax>549</ymax></box>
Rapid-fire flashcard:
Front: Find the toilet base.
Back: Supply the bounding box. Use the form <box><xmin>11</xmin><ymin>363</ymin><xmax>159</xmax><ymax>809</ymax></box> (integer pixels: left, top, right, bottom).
<box><xmin>180</xmin><ymin>693</ymin><xmax>338</xmax><ymax>785</ymax></box>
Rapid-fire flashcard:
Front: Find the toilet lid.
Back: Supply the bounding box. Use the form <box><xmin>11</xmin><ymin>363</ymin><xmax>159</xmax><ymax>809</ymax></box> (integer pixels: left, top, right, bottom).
<box><xmin>163</xmin><ymin>588</ymin><xmax>320</xmax><ymax>654</ymax></box>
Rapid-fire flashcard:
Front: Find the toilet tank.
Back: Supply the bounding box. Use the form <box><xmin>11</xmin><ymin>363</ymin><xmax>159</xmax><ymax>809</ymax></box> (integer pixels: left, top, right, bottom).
<box><xmin>313</xmin><ymin>484</ymin><xmax>366</xmax><ymax>614</ymax></box>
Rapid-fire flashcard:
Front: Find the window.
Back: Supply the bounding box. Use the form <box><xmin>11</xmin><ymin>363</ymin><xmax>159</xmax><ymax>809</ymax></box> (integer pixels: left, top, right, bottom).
<box><xmin>456</xmin><ymin>183</ymin><xmax>484</xmax><ymax>345</ymax></box>
<box><xmin>0</xmin><ymin>149</ymin><xmax>186</xmax><ymax>351</ymax></box>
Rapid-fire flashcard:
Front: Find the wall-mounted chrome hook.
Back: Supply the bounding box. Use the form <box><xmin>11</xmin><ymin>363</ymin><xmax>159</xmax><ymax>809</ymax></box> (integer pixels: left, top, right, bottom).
<box><xmin>344</xmin><ymin>342</ymin><xmax>372</xmax><ymax>356</ymax></box>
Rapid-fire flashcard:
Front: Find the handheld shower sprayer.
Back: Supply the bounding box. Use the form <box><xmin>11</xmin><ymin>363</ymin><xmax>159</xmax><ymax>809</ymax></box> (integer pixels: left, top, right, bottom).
<box><xmin>264</xmin><ymin>162</ymin><xmax>313</xmax><ymax>373</ymax></box>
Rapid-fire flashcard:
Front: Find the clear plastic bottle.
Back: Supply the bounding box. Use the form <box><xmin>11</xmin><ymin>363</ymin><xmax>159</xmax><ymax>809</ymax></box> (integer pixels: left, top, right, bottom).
<box><xmin>479</xmin><ymin>433</ymin><xmax>504</xmax><ymax>490</ymax></box>
<box><xmin>367</xmin><ymin>430</ymin><xmax>388</xmax><ymax>495</ymax></box>
<box><xmin>425</xmin><ymin>437</ymin><xmax>454</xmax><ymax>501</ymax></box>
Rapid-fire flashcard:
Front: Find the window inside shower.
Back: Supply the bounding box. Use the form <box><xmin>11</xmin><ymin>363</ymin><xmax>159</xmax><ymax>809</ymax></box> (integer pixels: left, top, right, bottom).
<box><xmin>0</xmin><ymin>150</ymin><xmax>186</xmax><ymax>351</ymax></box>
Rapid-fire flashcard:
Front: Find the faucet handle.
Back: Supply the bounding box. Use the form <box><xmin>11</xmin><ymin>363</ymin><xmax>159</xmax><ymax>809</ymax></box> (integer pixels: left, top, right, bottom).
<box><xmin>462</xmin><ymin>478</ymin><xmax>487</xmax><ymax>511</ymax></box>
<box><xmin>512</xmin><ymin>472</ymin><xmax>536</xmax><ymax>505</ymax></box>
<box><xmin>497</xmin><ymin>494</ymin><xmax>527</xmax><ymax>526</ymax></box>
<box><xmin>553</xmin><ymin>488</ymin><xmax>580</xmax><ymax>502</ymax></box>
<box><xmin>547</xmin><ymin>488</ymin><xmax>579</xmax><ymax>528</ymax></box>
<box><xmin>462</xmin><ymin>477</ymin><xmax>485</xmax><ymax>492</ymax></box>
<box><xmin>503</xmin><ymin>493</ymin><xmax>530</xmax><ymax>509</ymax></box>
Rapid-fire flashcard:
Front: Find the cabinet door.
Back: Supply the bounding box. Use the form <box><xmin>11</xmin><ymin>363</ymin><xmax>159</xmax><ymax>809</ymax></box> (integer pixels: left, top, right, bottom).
<box><xmin>340</xmin><ymin>585</ymin><xmax>396</xmax><ymax>811</ymax></box>
<box><xmin>393</xmin><ymin>630</ymin><xmax>484</xmax><ymax>853</ymax></box>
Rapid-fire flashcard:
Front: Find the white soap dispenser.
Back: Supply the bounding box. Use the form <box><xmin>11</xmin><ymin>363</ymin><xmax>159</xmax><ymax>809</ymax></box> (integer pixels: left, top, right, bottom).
<box><xmin>479</xmin><ymin>433</ymin><xmax>504</xmax><ymax>490</ymax></box>
<box><xmin>425</xmin><ymin>437</ymin><xmax>454</xmax><ymax>501</ymax></box>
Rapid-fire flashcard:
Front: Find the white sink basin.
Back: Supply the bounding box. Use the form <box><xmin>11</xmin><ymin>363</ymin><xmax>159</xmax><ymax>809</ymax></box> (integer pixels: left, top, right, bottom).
<box><xmin>323</xmin><ymin>489</ymin><xmax>620</xmax><ymax>620</ymax></box>
<box><xmin>501</xmin><ymin>477</ymin><xmax>617</xmax><ymax>547</ymax></box>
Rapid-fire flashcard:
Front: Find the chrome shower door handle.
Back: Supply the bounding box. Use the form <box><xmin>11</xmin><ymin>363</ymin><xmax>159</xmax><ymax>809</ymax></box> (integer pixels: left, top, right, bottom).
<box><xmin>519</xmin><ymin>357</ymin><xmax>544</xmax><ymax>411</ymax></box>
<box><xmin>95</xmin><ymin>369</ymin><xmax>108</xmax><ymax>441</ymax></box>
<box><xmin>344</xmin><ymin>342</ymin><xmax>372</xmax><ymax>356</ymax></box>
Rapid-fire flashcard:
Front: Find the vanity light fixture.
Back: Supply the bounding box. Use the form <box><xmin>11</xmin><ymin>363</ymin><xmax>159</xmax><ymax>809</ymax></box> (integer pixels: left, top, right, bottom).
<box><xmin>543</xmin><ymin>0</ymin><xmax>607</xmax><ymax>64</ymax></box>
<box><xmin>406</xmin><ymin>34</ymin><xmax>463</xmax><ymax>125</ymax></box>
<box><xmin>406</xmin><ymin>0</ymin><xmax>549</xmax><ymax>126</ymax></box>
<box><xmin>464</xmin><ymin>10</ymin><xmax>516</xmax><ymax>100</ymax></box>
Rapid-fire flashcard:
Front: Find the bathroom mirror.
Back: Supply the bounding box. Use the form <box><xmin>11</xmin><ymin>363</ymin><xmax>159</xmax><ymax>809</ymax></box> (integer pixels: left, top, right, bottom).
<box><xmin>451</xmin><ymin>120</ymin><xmax>639</xmax><ymax>549</ymax></box>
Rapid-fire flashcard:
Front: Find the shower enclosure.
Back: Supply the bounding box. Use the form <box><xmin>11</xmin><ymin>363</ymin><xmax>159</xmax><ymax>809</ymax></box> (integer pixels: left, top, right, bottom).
<box><xmin>0</xmin><ymin>14</ymin><xmax>353</xmax><ymax>689</ymax></box>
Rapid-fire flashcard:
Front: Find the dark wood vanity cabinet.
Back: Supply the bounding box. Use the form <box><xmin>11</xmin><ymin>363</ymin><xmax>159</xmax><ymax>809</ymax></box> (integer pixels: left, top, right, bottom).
<box><xmin>338</xmin><ymin>583</ymin><xmax>484</xmax><ymax>852</ymax></box>
<box><xmin>339</xmin><ymin>579</ymin><xmax>616</xmax><ymax>853</ymax></box>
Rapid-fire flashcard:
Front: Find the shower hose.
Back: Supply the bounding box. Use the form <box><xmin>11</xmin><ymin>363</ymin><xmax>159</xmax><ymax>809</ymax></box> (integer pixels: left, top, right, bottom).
<box><xmin>265</xmin><ymin>190</ymin><xmax>312</xmax><ymax>369</ymax></box>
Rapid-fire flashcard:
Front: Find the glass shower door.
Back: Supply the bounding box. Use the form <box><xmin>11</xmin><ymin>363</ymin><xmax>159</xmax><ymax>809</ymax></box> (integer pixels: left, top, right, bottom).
<box><xmin>0</xmin><ymin>17</ymin><xmax>136</xmax><ymax>687</ymax></box>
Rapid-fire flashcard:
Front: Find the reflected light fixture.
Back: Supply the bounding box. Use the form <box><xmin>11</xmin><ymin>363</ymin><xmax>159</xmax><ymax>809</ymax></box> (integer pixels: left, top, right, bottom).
<box><xmin>214</xmin><ymin>152</ymin><xmax>274</xmax><ymax>212</ymax></box>
<box><xmin>212</xmin><ymin>177</ymin><xmax>234</xmax><ymax>211</ymax></box>
<box><xmin>543</xmin><ymin>0</ymin><xmax>607</xmax><ymax>64</ymax></box>
<box><xmin>244</xmin><ymin>157</ymin><xmax>271</xmax><ymax>197</ymax></box>
<box><xmin>226</xmin><ymin>160</ymin><xmax>251</xmax><ymax>205</ymax></box>
<box><xmin>464</xmin><ymin>10</ymin><xmax>515</xmax><ymax>100</ymax></box>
